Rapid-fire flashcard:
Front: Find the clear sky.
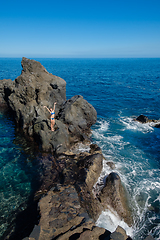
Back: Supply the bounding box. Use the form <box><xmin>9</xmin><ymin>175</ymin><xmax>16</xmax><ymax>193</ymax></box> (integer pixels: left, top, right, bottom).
<box><xmin>0</xmin><ymin>0</ymin><xmax>160</xmax><ymax>58</ymax></box>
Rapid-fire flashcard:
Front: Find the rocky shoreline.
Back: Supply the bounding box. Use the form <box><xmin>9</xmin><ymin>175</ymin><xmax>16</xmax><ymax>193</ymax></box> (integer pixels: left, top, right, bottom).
<box><xmin>0</xmin><ymin>58</ymin><xmax>154</xmax><ymax>240</ymax></box>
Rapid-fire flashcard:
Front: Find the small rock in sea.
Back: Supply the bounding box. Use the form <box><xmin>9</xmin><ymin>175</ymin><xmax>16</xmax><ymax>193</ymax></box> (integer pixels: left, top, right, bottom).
<box><xmin>136</xmin><ymin>114</ymin><xmax>149</xmax><ymax>123</ymax></box>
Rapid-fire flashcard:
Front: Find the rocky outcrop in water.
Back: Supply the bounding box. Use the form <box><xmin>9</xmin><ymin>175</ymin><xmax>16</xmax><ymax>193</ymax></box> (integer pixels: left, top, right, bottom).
<box><xmin>99</xmin><ymin>172</ymin><xmax>132</xmax><ymax>226</ymax></box>
<box><xmin>0</xmin><ymin>79</ymin><xmax>14</xmax><ymax>109</ymax></box>
<box><xmin>34</xmin><ymin>144</ymin><xmax>104</xmax><ymax>221</ymax></box>
<box><xmin>33</xmin><ymin>185</ymin><xmax>109</xmax><ymax>240</ymax></box>
<box><xmin>1</xmin><ymin>58</ymin><xmax>153</xmax><ymax>240</ymax></box>
<box><xmin>0</xmin><ymin>57</ymin><xmax>97</xmax><ymax>153</ymax></box>
<box><xmin>24</xmin><ymin>184</ymin><xmax>131</xmax><ymax>240</ymax></box>
<box><xmin>136</xmin><ymin>114</ymin><xmax>160</xmax><ymax>128</ymax></box>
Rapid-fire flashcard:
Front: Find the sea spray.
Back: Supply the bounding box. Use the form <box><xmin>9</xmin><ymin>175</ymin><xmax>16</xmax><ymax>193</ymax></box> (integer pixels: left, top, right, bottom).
<box><xmin>96</xmin><ymin>209</ymin><xmax>134</xmax><ymax>237</ymax></box>
<box><xmin>92</xmin><ymin>117</ymin><xmax>160</xmax><ymax>239</ymax></box>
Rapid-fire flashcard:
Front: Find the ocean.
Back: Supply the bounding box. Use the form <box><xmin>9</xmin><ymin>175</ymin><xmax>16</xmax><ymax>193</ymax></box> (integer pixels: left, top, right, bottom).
<box><xmin>0</xmin><ymin>58</ymin><xmax>160</xmax><ymax>239</ymax></box>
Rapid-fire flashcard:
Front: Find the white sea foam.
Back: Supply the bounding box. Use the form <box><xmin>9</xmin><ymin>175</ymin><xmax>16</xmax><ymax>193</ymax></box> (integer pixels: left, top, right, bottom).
<box><xmin>96</xmin><ymin>209</ymin><xmax>134</xmax><ymax>237</ymax></box>
<box><xmin>97</xmin><ymin>119</ymin><xmax>109</xmax><ymax>132</ymax></box>
<box><xmin>92</xmin><ymin>117</ymin><xmax>160</xmax><ymax>239</ymax></box>
<box><xmin>92</xmin><ymin>120</ymin><xmax>109</xmax><ymax>142</ymax></box>
<box><xmin>154</xmin><ymin>195</ymin><xmax>160</xmax><ymax>203</ymax></box>
<box><xmin>120</xmin><ymin>116</ymin><xmax>154</xmax><ymax>133</ymax></box>
<box><xmin>152</xmin><ymin>224</ymin><xmax>160</xmax><ymax>239</ymax></box>
<box><xmin>92</xmin><ymin>125</ymin><xmax>128</xmax><ymax>155</ymax></box>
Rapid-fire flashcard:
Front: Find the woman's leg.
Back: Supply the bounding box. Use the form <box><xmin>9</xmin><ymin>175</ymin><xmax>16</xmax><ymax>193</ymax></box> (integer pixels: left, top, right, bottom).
<box><xmin>51</xmin><ymin>119</ymin><xmax>55</xmax><ymax>131</ymax></box>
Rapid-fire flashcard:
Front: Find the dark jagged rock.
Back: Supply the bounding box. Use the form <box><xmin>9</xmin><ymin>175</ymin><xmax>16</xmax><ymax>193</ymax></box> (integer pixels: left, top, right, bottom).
<box><xmin>154</xmin><ymin>123</ymin><xmax>160</xmax><ymax>128</ymax></box>
<box><xmin>57</xmin><ymin>94</ymin><xmax>97</xmax><ymax>131</ymax></box>
<box><xmin>27</xmin><ymin>185</ymin><xmax>111</xmax><ymax>240</ymax></box>
<box><xmin>136</xmin><ymin>114</ymin><xmax>160</xmax><ymax>128</ymax></box>
<box><xmin>110</xmin><ymin>226</ymin><xmax>130</xmax><ymax>240</ymax></box>
<box><xmin>0</xmin><ymin>79</ymin><xmax>14</xmax><ymax>108</ymax></box>
<box><xmin>136</xmin><ymin>114</ymin><xmax>150</xmax><ymax>123</ymax></box>
<box><xmin>99</xmin><ymin>172</ymin><xmax>132</xmax><ymax>226</ymax></box>
<box><xmin>34</xmin><ymin>148</ymin><xmax>104</xmax><ymax>221</ymax></box>
<box><xmin>75</xmin><ymin>152</ymin><xmax>104</xmax><ymax>220</ymax></box>
<box><xmin>89</xmin><ymin>143</ymin><xmax>102</xmax><ymax>154</ymax></box>
<box><xmin>0</xmin><ymin>57</ymin><xmax>97</xmax><ymax>153</ymax></box>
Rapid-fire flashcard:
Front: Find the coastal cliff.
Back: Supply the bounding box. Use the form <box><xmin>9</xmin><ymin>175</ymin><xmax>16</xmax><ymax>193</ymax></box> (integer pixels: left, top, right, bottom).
<box><xmin>0</xmin><ymin>57</ymin><xmax>96</xmax><ymax>154</ymax></box>
<box><xmin>0</xmin><ymin>58</ymin><xmax>153</xmax><ymax>240</ymax></box>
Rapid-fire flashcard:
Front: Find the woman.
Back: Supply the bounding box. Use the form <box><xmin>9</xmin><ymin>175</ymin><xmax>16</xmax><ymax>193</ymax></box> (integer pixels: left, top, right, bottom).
<box><xmin>44</xmin><ymin>102</ymin><xmax>57</xmax><ymax>131</ymax></box>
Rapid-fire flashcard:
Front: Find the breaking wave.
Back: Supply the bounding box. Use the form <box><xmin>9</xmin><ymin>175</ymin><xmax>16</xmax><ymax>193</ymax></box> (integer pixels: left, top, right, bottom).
<box><xmin>92</xmin><ymin>117</ymin><xmax>160</xmax><ymax>240</ymax></box>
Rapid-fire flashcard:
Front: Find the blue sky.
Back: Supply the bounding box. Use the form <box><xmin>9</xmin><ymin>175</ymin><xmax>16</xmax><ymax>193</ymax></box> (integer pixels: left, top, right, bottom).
<box><xmin>0</xmin><ymin>0</ymin><xmax>160</xmax><ymax>58</ymax></box>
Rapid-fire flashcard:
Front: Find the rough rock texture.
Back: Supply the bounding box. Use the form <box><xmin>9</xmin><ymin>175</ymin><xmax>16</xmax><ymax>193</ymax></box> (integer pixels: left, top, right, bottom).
<box><xmin>0</xmin><ymin>58</ymin><xmax>97</xmax><ymax>153</ymax></box>
<box><xmin>30</xmin><ymin>149</ymin><xmax>133</xmax><ymax>239</ymax></box>
<box><xmin>0</xmin><ymin>79</ymin><xmax>14</xmax><ymax>108</ymax></box>
<box><xmin>136</xmin><ymin>114</ymin><xmax>160</xmax><ymax>128</ymax></box>
<box><xmin>136</xmin><ymin>114</ymin><xmax>150</xmax><ymax>123</ymax></box>
<box><xmin>110</xmin><ymin>226</ymin><xmax>131</xmax><ymax>240</ymax></box>
<box><xmin>24</xmin><ymin>183</ymin><xmax>133</xmax><ymax>240</ymax></box>
<box><xmin>99</xmin><ymin>172</ymin><xmax>132</xmax><ymax>226</ymax></box>
<box><xmin>57</xmin><ymin>94</ymin><xmax>97</xmax><ymax>132</ymax></box>
<box><xmin>75</xmin><ymin>152</ymin><xmax>104</xmax><ymax>220</ymax></box>
<box><xmin>106</xmin><ymin>161</ymin><xmax>115</xmax><ymax>169</ymax></box>
<box><xmin>34</xmin><ymin>145</ymin><xmax>104</xmax><ymax>221</ymax></box>
<box><xmin>25</xmin><ymin>185</ymin><xmax>111</xmax><ymax>240</ymax></box>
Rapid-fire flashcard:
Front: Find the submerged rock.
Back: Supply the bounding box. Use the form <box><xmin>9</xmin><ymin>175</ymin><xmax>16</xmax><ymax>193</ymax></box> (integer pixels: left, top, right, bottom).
<box><xmin>143</xmin><ymin>235</ymin><xmax>155</xmax><ymax>240</ymax></box>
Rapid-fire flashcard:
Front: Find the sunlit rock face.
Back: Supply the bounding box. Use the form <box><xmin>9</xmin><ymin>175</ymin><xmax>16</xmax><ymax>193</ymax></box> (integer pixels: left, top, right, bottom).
<box><xmin>0</xmin><ymin>57</ymin><xmax>97</xmax><ymax>153</ymax></box>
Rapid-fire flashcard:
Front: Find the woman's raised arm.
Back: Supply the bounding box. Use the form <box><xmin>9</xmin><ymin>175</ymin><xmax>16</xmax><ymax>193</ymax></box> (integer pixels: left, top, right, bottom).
<box><xmin>53</xmin><ymin>102</ymin><xmax>57</xmax><ymax>112</ymax></box>
<box><xmin>43</xmin><ymin>106</ymin><xmax>51</xmax><ymax>113</ymax></box>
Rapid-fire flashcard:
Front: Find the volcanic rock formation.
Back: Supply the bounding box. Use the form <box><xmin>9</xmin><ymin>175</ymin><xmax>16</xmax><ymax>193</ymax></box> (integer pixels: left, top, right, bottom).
<box><xmin>0</xmin><ymin>57</ymin><xmax>97</xmax><ymax>153</ymax></box>
<box><xmin>0</xmin><ymin>58</ymin><xmax>144</xmax><ymax>239</ymax></box>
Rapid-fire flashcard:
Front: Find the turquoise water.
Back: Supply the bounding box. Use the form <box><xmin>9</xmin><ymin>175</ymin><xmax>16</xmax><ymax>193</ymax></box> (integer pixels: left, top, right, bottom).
<box><xmin>0</xmin><ymin>111</ymin><xmax>41</xmax><ymax>238</ymax></box>
<box><xmin>0</xmin><ymin>58</ymin><xmax>160</xmax><ymax>239</ymax></box>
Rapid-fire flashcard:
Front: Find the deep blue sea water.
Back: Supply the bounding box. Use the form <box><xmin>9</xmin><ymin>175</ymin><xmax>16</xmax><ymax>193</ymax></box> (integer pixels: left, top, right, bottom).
<box><xmin>0</xmin><ymin>58</ymin><xmax>160</xmax><ymax>239</ymax></box>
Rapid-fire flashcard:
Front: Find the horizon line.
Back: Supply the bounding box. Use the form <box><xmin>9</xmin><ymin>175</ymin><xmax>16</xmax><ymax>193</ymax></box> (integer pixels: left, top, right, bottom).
<box><xmin>0</xmin><ymin>56</ymin><xmax>160</xmax><ymax>59</ymax></box>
